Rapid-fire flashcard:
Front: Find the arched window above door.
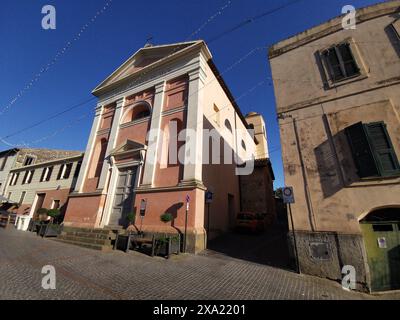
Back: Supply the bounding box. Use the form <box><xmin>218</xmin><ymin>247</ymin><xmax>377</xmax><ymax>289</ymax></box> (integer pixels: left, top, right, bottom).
<box><xmin>122</xmin><ymin>101</ymin><xmax>151</xmax><ymax>124</ymax></box>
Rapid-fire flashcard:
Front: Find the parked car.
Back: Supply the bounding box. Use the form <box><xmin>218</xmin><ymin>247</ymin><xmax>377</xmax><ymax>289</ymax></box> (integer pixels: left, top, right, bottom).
<box><xmin>235</xmin><ymin>212</ymin><xmax>265</xmax><ymax>233</ymax></box>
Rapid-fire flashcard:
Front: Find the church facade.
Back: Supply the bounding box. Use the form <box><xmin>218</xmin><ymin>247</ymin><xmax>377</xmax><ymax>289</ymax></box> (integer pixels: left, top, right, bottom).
<box><xmin>63</xmin><ymin>41</ymin><xmax>273</xmax><ymax>252</ymax></box>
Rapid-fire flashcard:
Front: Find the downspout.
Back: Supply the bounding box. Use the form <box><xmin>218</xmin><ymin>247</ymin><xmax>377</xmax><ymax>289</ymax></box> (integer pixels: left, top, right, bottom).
<box><xmin>292</xmin><ymin>117</ymin><xmax>317</xmax><ymax>231</ymax></box>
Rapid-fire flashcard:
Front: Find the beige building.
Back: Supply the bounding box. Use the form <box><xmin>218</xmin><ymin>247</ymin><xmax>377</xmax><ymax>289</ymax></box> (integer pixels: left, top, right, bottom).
<box><xmin>0</xmin><ymin>149</ymin><xmax>83</xmax><ymax>230</ymax></box>
<box><xmin>269</xmin><ymin>1</ymin><xmax>400</xmax><ymax>292</ymax></box>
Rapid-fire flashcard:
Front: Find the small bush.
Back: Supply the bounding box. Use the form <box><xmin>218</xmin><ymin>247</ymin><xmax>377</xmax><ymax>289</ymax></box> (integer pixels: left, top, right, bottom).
<box><xmin>160</xmin><ymin>213</ymin><xmax>173</xmax><ymax>223</ymax></box>
<box><xmin>127</xmin><ymin>212</ymin><xmax>136</xmax><ymax>224</ymax></box>
<box><xmin>47</xmin><ymin>209</ymin><xmax>61</xmax><ymax>218</ymax></box>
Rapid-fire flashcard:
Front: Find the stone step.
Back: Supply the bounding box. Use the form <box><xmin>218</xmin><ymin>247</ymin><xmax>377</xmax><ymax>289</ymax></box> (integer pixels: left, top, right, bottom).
<box><xmin>58</xmin><ymin>234</ymin><xmax>112</xmax><ymax>246</ymax></box>
<box><xmin>52</xmin><ymin>238</ymin><xmax>113</xmax><ymax>252</ymax></box>
<box><xmin>61</xmin><ymin>230</ymin><xmax>115</xmax><ymax>240</ymax></box>
<box><xmin>62</xmin><ymin>226</ymin><xmax>113</xmax><ymax>235</ymax></box>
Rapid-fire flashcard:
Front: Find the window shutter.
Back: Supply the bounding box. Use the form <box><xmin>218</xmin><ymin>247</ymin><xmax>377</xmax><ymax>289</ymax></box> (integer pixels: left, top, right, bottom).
<box><xmin>47</xmin><ymin>166</ymin><xmax>53</xmax><ymax>181</ymax></box>
<box><xmin>57</xmin><ymin>165</ymin><xmax>63</xmax><ymax>180</ymax></box>
<box><xmin>74</xmin><ymin>162</ymin><xmax>82</xmax><ymax>178</ymax></box>
<box><xmin>323</xmin><ymin>48</ymin><xmax>344</xmax><ymax>81</ymax></box>
<box><xmin>28</xmin><ymin>170</ymin><xmax>34</xmax><ymax>184</ymax></box>
<box><xmin>345</xmin><ymin>122</ymin><xmax>379</xmax><ymax>178</ymax></box>
<box><xmin>391</xmin><ymin>20</ymin><xmax>400</xmax><ymax>40</ymax></box>
<box><xmin>365</xmin><ymin>122</ymin><xmax>400</xmax><ymax>176</ymax></box>
<box><xmin>64</xmin><ymin>163</ymin><xmax>72</xmax><ymax>179</ymax></box>
<box><xmin>337</xmin><ymin>43</ymin><xmax>359</xmax><ymax>77</ymax></box>
<box><xmin>40</xmin><ymin>168</ymin><xmax>46</xmax><ymax>182</ymax></box>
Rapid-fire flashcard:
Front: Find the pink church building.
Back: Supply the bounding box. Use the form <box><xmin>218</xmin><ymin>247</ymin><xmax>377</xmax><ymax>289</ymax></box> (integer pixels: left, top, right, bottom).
<box><xmin>63</xmin><ymin>41</ymin><xmax>273</xmax><ymax>252</ymax></box>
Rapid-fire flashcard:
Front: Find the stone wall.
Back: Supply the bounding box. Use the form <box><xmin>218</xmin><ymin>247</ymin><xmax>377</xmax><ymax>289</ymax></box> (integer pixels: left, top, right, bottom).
<box><xmin>287</xmin><ymin>231</ymin><xmax>369</xmax><ymax>292</ymax></box>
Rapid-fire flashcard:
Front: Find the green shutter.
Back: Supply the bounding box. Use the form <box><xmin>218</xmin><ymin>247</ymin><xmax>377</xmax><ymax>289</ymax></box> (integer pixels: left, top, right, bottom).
<box><xmin>345</xmin><ymin>122</ymin><xmax>379</xmax><ymax>178</ymax></box>
<box><xmin>366</xmin><ymin>122</ymin><xmax>400</xmax><ymax>177</ymax></box>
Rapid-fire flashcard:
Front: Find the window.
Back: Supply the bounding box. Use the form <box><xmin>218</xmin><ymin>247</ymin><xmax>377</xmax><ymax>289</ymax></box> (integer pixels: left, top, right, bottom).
<box><xmin>52</xmin><ymin>200</ymin><xmax>60</xmax><ymax>209</ymax></box>
<box><xmin>391</xmin><ymin>20</ymin><xmax>400</xmax><ymax>40</ymax></box>
<box><xmin>373</xmin><ymin>224</ymin><xmax>394</xmax><ymax>232</ymax></box>
<box><xmin>225</xmin><ymin>119</ymin><xmax>233</xmax><ymax>133</ymax></box>
<box><xmin>22</xmin><ymin>170</ymin><xmax>35</xmax><ymax>184</ymax></box>
<box><xmin>57</xmin><ymin>163</ymin><xmax>73</xmax><ymax>180</ymax></box>
<box><xmin>322</xmin><ymin>42</ymin><xmax>360</xmax><ymax>83</ymax></box>
<box><xmin>345</xmin><ymin>122</ymin><xmax>400</xmax><ymax>178</ymax></box>
<box><xmin>40</xmin><ymin>166</ymin><xmax>53</xmax><ymax>182</ymax></box>
<box><xmin>8</xmin><ymin>192</ymin><xmax>12</xmax><ymax>201</ymax></box>
<box><xmin>133</xmin><ymin>109</ymin><xmax>150</xmax><ymax>121</ymax></box>
<box><xmin>241</xmin><ymin>140</ymin><xmax>247</xmax><ymax>151</ymax></box>
<box><xmin>0</xmin><ymin>156</ymin><xmax>7</xmax><ymax>171</ymax></box>
<box><xmin>24</xmin><ymin>156</ymin><xmax>35</xmax><ymax>166</ymax></box>
<box><xmin>124</xmin><ymin>103</ymin><xmax>151</xmax><ymax>123</ymax></box>
<box><xmin>9</xmin><ymin>173</ymin><xmax>19</xmax><ymax>186</ymax></box>
<box><xmin>74</xmin><ymin>161</ymin><xmax>82</xmax><ymax>178</ymax></box>
<box><xmin>19</xmin><ymin>191</ymin><xmax>26</xmax><ymax>205</ymax></box>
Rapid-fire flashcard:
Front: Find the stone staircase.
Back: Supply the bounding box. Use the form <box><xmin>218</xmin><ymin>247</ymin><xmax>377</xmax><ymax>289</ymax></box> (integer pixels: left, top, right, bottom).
<box><xmin>55</xmin><ymin>226</ymin><xmax>118</xmax><ymax>251</ymax></box>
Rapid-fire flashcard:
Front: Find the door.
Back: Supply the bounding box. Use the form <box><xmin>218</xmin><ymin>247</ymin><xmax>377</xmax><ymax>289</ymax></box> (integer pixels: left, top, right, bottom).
<box><xmin>108</xmin><ymin>167</ymin><xmax>137</xmax><ymax>227</ymax></box>
<box><xmin>32</xmin><ymin>193</ymin><xmax>45</xmax><ymax>220</ymax></box>
<box><xmin>361</xmin><ymin>222</ymin><xmax>400</xmax><ymax>291</ymax></box>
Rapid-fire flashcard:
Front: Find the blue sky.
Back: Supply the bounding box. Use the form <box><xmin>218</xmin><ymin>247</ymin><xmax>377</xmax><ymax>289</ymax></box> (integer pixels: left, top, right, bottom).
<box><xmin>0</xmin><ymin>0</ymin><xmax>385</xmax><ymax>188</ymax></box>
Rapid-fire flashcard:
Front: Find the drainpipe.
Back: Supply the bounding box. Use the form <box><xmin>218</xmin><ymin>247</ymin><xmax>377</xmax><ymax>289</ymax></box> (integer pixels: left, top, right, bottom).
<box><xmin>291</xmin><ymin>117</ymin><xmax>317</xmax><ymax>232</ymax></box>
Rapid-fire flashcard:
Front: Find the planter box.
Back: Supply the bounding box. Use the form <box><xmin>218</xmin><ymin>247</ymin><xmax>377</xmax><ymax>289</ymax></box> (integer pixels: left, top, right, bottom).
<box><xmin>39</xmin><ymin>223</ymin><xmax>62</xmax><ymax>238</ymax></box>
<box><xmin>154</xmin><ymin>236</ymin><xmax>181</xmax><ymax>259</ymax></box>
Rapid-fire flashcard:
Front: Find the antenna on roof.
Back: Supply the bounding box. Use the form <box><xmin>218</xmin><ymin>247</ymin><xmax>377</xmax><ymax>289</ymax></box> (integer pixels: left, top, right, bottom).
<box><xmin>144</xmin><ymin>36</ymin><xmax>154</xmax><ymax>48</ymax></box>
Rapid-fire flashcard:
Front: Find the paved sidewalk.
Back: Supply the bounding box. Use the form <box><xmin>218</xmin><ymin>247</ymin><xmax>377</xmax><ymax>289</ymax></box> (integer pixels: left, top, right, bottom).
<box><xmin>0</xmin><ymin>228</ymin><xmax>399</xmax><ymax>300</ymax></box>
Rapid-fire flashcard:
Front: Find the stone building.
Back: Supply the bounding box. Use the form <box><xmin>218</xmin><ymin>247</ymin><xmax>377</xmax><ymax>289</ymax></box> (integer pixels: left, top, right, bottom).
<box><xmin>63</xmin><ymin>40</ymin><xmax>274</xmax><ymax>253</ymax></box>
<box><xmin>269</xmin><ymin>1</ymin><xmax>400</xmax><ymax>292</ymax></box>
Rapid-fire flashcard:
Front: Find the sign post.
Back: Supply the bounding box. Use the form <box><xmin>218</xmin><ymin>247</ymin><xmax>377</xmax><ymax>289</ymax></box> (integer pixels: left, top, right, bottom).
<box><xmin>184</xmin><ymin>195</ymin><xmax>190</xmax><ymax>253</ymax></box>
<box><xmin>205</xmin><ymin>191</ymin><xmax>213</xmax><ymax>236</ymax></box>
<box><xmin>283</xmin><ymin>187</ymin><xmax>300</xmax><ymax>274</ymax></box>
<box><xmin>139</xmin><ymin>199</ymin><xmax>147</xmax><ymax>234</ymax></box>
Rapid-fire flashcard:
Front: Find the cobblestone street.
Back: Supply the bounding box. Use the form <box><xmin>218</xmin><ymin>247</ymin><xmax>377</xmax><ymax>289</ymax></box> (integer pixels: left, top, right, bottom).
<box><xmin>0</xmin><ymin>228</ymin><xmax>399</xmax><ymax>300</ymax></box>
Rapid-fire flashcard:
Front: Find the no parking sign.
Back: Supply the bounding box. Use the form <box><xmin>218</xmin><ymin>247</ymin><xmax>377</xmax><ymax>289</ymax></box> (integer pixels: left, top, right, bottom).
<box><xmin>283</xmin><ymin>187</ymin><xmax>295</xmax><ymax>204</ymax></box>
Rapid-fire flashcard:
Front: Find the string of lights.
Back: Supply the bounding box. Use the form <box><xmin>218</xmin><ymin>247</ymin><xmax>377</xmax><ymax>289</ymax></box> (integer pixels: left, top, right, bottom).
<box><xmin>0</xmin><ymin>0</ymin><xmax>114</xmax><ymax>117</ymax></box>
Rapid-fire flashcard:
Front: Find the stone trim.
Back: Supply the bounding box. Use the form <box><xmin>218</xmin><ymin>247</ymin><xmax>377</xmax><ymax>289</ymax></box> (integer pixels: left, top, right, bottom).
<box><xmin>68</xmin><ymin>191</ymin><xmax>103</xmax><ymax>198</ymax></box>
<box><xmin>136</xmin><ymin>183</ymin><xmax>207</xmax><ymax>194</ymax></box>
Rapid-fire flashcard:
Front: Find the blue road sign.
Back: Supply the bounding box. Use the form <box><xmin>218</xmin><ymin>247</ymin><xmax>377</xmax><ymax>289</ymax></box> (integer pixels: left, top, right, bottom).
<box><xmin>205</xmin><ymin>191</ymin><xmax>213</xmax><ymax>203</ymax></box>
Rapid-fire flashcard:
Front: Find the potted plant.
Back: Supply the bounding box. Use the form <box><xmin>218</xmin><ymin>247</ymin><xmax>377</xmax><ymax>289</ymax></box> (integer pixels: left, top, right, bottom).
<box><xmin>154</xmin><ymin>234</ymin><xmax>170</xmax><ymax>258</ymax></box>
<box><xmin>160</xmin><ymin>213</ymin><xmax>173</xmax><ymax>223</ymax></box>
<box><xmin>127</xmin><ymin>212</ymin><xmax>136</xmax><ymax>226</ymax></box>
<box><xmin>40</xmin><ymin>208</ymin><xmax>62</xmax><ymax>238</ymax></box>
<box><xmin>153</xmin><ymin>233</ymin><xmax>181</xmax><ymax>258</ymax></box>
<box><xmin>47</xmin><ymin>209</ymin><xmax>61</xmax><ymax>223</ymax></box>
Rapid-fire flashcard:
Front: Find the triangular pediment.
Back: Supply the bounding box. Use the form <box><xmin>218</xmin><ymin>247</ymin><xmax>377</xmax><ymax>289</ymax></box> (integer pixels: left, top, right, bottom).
<box><xmin>93</xmin><ymin>41</ymin><xmax>205</xmax><ymax>96</ymax></box>
<box><xmin>110</xmin><ymin>140</ymin><xmax>146</xmax><ymax>157</ymax></box>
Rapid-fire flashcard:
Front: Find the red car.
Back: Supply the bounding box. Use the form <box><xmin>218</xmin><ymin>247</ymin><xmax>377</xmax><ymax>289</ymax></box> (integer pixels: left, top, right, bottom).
<box><xmin>235</xmin><ymin>212</ymin><xmax>265</xmax><ymax>233</ymax></box>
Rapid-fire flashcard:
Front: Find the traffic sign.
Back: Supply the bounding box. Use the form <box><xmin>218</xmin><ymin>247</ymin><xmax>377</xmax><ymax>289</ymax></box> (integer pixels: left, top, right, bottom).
<box><xmin>283</xmin><ymin>187</ymin><xmax>295</xmax><ymax>204</ymax></box>
<box><xmin>205</xmin><ymin>191</ymin><xmax>213</xmax><ymax>204</ymax></box>
<box><xmin>140</xmin><ymin>199</ymin><xmax>147</xmax><ymax>217</ymax></box>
